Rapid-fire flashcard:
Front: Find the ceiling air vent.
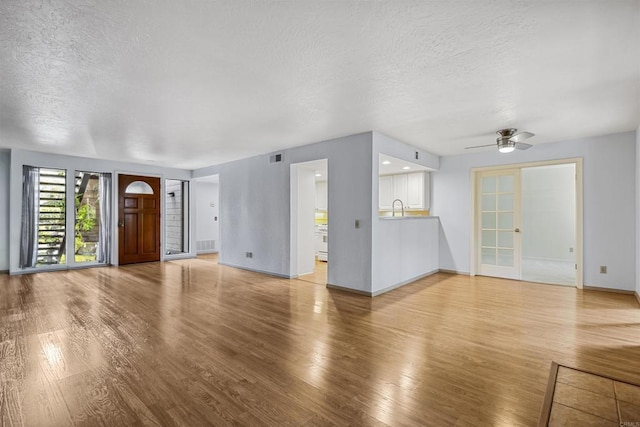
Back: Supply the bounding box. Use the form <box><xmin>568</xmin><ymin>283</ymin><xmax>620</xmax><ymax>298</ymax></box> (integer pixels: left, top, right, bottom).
<box><xmin>269</xmin><ymin>153</ymin><xmax>283</xmax><ymax>163</ymax></box>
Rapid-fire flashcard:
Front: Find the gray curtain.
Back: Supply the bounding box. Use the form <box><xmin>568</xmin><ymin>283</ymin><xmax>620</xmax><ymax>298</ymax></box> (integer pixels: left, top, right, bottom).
<box><xmin>97</xmin><ymin>173</ymin><xmax>112</xmax><ymax>264</ymax></box>
<box><xmin>19</xmin><ymin>166</ymin><xmax>40</xmax><ymax>268</ymax></box>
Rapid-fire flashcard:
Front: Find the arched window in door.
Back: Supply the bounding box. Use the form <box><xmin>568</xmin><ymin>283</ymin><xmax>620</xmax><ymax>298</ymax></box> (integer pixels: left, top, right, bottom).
<box><xmin>125</xmin><ymin>181</ymin><xmax>154</xmax><ymax>194</ymax></box>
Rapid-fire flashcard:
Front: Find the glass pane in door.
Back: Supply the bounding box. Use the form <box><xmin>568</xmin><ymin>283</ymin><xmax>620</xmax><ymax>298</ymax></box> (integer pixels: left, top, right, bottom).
<box><xmin>75</xmin><ymin>171</ymin><xmax>102</xmax><ymax>263</ymax></box>
<box><xmin>480</xmin><ymin>174</ymin><xmax>515</xmax><ymax>268</ymax></box>
<box><xmin>496</xmin><ymin>175</ymin><xmax>514</xmax><ymax>267</ymax></box>
<box><xmin>37</xmin><ymin>168</ymin><xmax>67</xmax><ymax>266</ymax></box>
<box><xmin>480</xmin><ymin>176</ymin><xmax>498</xmax><ymax>266</ymax></box>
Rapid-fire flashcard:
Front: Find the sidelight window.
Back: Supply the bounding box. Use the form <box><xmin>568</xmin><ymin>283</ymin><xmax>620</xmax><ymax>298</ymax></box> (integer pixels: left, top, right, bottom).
<box><xmin>20</xmin><ymin>167</ymin><xmax>67</xmax><ymax>268</ymax></box>
<box><xmin>165</xmin><ymin>179</ymin><xmax>189</xmax><ymax>255</ymax></box>
<box><xmin>74</xmin><ymin>171</ymin><xmax>112</xmax><ymax>263</ymax></box>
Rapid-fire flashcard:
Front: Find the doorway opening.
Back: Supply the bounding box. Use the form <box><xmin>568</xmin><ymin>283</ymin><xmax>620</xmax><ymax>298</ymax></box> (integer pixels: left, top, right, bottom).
<box><xmin>195</xmin><ymin>174</ymin><xmax>220</xmax><ymax>263</ymax></box>
<box><xmin>521</xmin><ymin>164</ymin><xmax>576</xmax><ymax>285</ymax></box>
<box><xmin>472</xmin><ymin>159</ymin><xmax>582</xmax><ymax>287</ymax></box>
<box><xmin>290</xmin><ymin>159</ymin><xmax>328</xmax><ymax>284</ymax></box>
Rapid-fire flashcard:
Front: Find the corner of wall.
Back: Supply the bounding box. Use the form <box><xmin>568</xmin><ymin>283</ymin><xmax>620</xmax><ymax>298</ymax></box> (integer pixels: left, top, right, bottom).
<box><xmin>636</xmin><ymin>125</ymin><xmax>640</xmax><ymax>296</ymax></box>
<box><xmin>0</xmin><ymin>149</ymin><xmax>10</xmax><ymax>271</ymax></box>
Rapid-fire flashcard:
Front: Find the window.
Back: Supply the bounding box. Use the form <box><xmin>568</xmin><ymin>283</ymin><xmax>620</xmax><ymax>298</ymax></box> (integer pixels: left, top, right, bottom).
<box><xmin>38</xmin><ymin>168</ymin><xmax>67</xmax><ymax>266</ymax></box>
<box><xmin>125</xmin><ymin>181</ymin><xmax>154</xmax><ymax>194</ymax></box>
<box><xmin>20</xmin><ymin>167</ymin><xmax>113</xmax><ymax>270</ymax></box>
<box><xmin>74</xmin><ymin>172</ymin><xmax>112</xmax><ymax>263</ymax></box>
<box><xmin>165</xmin><ymin>179</ymin><xmax>189</xmax><ymax>254</ymax></box>
<box><xmin>20</xmin><ymin>167</ymin><xmax>67</xmax><ymax>267</ymax></box>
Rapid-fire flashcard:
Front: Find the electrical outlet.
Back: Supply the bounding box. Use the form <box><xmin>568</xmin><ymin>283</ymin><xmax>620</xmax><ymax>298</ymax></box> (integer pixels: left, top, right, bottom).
<box><xmin>355</xmin><ymin>219</ymin><xmax>360</xmax><ymax>229</ymax></box>
<box><xmin>600</xmin><ymin>266</ymin><xmax>607</xmax><ymax>274</ymax></box>
<box><xmin>569</xmin><ymin>247</ymin><xmax>573</xmax><ymax>253</ymax></box>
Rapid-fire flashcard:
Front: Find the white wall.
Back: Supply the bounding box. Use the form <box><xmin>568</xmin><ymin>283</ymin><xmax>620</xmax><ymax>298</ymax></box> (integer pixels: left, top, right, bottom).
<box><xmin>433</xmin><ymin>132</ymin><xmax>636</xmax><ymax>291</ymax></box>
<box><xmin>195</xmin><ymin>180</ymin><xmax>219</xmax><ymax>253</ymax></box>
<box><xmin>9</xmin><ymin>149</ymin><xmax>193</xmax><ymax>273</ymax></box>
<box><xmin>292</xmin><ymin>164</ymin><xmax>316</xmax><ymax>276</ymax></box>
<box><xmin>0</xmin><ymin>150</ymin><xmax>10</xmax><ymax>271</ymax></box>
<box><xmin>194</xmin><ymin>132</ymin><xmax>374</xmax><ymax>292</ymax></box>
<box><xmin>521</xmin><ymin>164</ymin><xmax>576</xmax><ymax>262</ymax></box>
<box><xmin>373</xmin><ymin>218</ymin><xmax>440</xmax><ymax>294</ymax></box>
<box><xmin>636</xmin><ymin>125</ymin><xmax>640</xmax><ymax>297</ymax></box>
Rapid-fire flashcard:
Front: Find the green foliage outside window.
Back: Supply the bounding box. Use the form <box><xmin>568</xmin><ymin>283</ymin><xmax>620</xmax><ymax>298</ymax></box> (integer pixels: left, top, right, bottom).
<box><xmin>75</xmin><ymin>196</ymin><xmax>96</xmax><ymax>253</ymax></box>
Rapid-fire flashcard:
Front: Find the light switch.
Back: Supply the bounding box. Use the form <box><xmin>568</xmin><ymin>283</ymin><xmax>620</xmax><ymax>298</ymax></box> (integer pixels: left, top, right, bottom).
<box><xmin>355</xmin><ymin>219</ymin><xmax>360</xmax><ymax>228</ymax></box>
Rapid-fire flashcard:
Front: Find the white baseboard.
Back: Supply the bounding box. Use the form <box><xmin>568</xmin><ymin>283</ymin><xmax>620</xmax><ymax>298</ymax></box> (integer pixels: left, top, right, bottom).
<box><xmin>438</xmin><ymin>269</ymin><xmax>470</xmax><ymax>275</ymax></box>
<box><xmin>327</xmin><ymin>269</ymin><xmax>441</xmax><ymax>297</ymax></box>
<box><xmin>583</xmin><ymin>285</ymin><xmax>635</xmax><ymax>295</ymax></box>
<box><xmin>217</xmin><ymin>261</ymin><xmax>294</xmax><ymax>279</ymax></box>
<box><xmin>372</xmin><ymin>269</ymin><xmax>440</xmax><ymax>296</ymax></box>
<box><xmin>326</xmin><ymin>283</ymin><xmax>371</xmax><ymax>296</ymax></box>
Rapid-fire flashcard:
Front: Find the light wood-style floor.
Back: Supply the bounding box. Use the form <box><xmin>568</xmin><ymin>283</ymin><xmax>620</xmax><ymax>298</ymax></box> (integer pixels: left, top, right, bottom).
<box><xmin>1</xmin><ymin>255</ymin><xmax>639</xmax><ymax>426</ymax></box>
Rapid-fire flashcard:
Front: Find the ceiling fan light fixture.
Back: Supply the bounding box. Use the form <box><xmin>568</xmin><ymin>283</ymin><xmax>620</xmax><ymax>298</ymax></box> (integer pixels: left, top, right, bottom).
<box><xmin>497</xmin><ymin>137</ymin><xmax>516</xmax><ymax>153</ymax></box>
<box><xmin>464</xmin><ymin>128</ymin><xmax>534</xmax><ymax>152</ymax></box>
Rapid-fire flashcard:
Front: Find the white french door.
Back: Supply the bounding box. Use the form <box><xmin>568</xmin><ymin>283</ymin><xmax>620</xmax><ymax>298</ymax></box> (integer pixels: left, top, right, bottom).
<box><xmin>477</xmin><ymin>169</ymin><xmax>521</xmax><ymax>280</ymax></box>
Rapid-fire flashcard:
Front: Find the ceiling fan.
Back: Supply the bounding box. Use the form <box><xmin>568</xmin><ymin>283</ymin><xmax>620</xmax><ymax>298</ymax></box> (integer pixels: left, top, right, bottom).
<box><xmin>465</xmin><ymin>128</ymin><xmax>535</xmax><ymax>153</ymax></box>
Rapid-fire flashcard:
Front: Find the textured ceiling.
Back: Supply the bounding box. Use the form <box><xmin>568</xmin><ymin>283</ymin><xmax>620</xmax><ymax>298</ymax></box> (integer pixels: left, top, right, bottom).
<box><xmin>1</xmin><ymin>1</ymin><xmax>639</xmax><ymax>169</ymax></box>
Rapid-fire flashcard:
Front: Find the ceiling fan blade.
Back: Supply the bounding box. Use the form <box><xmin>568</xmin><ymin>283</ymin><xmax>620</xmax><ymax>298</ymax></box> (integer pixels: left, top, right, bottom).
<box><xmin>464</xmin><ymin>144</ymin><xmax>495</xmax><ymax>150</ymax></box>
<box><xmin>509</xmin><ymin>131</ymin><xmax>534</xmax><ymax>143</ymax></box>
<box><xmin>515</xmin><ymin>142</ymin><xmax>533</xmax><ymax>150</ymax></box>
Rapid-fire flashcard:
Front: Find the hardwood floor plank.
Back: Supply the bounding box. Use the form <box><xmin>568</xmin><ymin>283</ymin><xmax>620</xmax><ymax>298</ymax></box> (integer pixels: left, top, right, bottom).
<box><xmin>1</xmin><ymin>255</ymin><xmax>639</xmax><ymax>426</ymax></box>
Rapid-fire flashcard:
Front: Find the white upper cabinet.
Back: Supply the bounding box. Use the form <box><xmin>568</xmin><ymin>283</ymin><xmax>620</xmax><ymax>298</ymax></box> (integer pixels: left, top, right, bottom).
<box><xmin>379</xmin><ymin>175</ymin><xmax>394</xmax><ymax>210</ymax></box>
<box><xmin>407</xmin><ymin>172</ymin><xmax>426</xmax><ymax>209</ymax></box>
<box><xmin>315</xmin><ymin>181</ymin><xmax>328</xmax><ymax>211</ymax></box>
<box><xmin>379</xmin><ymin>172</ymin><xmax>430</xmax><ymax>210</ymax></box>
<box><xmin>393</xmin><ymin>174</ymin><xmax>408</xmax><ymax>206</ymax></box>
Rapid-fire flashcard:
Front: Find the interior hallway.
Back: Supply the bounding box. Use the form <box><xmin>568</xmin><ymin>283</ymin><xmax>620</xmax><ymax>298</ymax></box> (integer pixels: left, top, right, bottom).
<box><xmin>297</xmin><ymin>259</ymin><xmax>328</xmax><ymax>286</ymax></box>
<box><xmin>0</xmin><ymin>257</ymin><xmax>638</xmax><ymax>425</ymax></box>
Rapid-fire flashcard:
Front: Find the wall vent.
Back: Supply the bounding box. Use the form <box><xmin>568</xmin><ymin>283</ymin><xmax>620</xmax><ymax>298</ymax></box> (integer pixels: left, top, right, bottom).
<box><xmin>196</xmin><ymin>240</ymin><xmax>216</xmax><ymax>253</ymax></box>
<box><xmin>269</xmin><ymin>153</ymin><xmax>283</xmax><ymax>163</ymax></box>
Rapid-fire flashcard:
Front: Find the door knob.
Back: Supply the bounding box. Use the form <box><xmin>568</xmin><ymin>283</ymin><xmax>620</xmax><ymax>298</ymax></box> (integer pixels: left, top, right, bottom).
<box><xmin>514</xmin><ymin>228</ymin><xmax>520</xmax><ymax>233</ymax></box>
<box><xmin>118</xmin><ymin>220</ymin><xmax>125</xmax><ymax>227</ymax></box>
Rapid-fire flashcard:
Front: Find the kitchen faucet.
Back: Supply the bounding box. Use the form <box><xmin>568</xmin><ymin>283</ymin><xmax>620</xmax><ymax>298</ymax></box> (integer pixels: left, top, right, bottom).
<box><xmin>392</xmin><ymin>199</ymin><xmax>404</xmax><ymax>217</ymax></box>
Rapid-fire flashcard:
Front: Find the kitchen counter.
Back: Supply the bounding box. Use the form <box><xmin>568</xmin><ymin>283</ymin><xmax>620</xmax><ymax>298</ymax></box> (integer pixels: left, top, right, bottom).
<box><xmin>373</xmin><ymin>214</ymin><xmax>440</xmax><ymax>295</ymax></box>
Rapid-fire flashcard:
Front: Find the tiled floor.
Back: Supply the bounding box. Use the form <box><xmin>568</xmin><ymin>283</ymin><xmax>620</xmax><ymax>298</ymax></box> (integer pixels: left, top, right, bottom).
<box><xmin>543</xmin><ymin>364</ymin><xmax>640</xmax><ymax>426</ymax></box>
<box><xmin>521</xmin><ymin>258</ymin><xmax>576</xmax><ymax>286</ymax></box>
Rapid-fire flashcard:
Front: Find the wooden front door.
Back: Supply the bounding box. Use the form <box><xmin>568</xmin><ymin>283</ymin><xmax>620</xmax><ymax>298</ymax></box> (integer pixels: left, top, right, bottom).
<box><xmin>118</xmin><ymin>174</ymin><xmax>161</xmax><ymax>265</ymax></box>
